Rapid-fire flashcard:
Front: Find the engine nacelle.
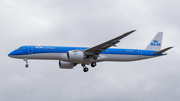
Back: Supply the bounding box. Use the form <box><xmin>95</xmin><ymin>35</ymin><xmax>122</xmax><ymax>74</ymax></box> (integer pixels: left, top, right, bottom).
<box><xmin>59</xmin><ymin>61</ymin><xmax>76</xmax><ymax>69</ymax></box>
<box><xmin>67</xmin><ymin>50</ymin><xmax>84</xmax><ymax>62</ymax></box>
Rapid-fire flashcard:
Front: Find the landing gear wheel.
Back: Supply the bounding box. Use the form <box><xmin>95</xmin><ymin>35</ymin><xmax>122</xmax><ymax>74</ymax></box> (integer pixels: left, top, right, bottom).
<box><xmin>25</xmin><ymin>64</ymin><xmax>29</xmax><ymax>68</ymax></box>
<box><xmin>83</xmin><ymin>67</ymin><xmax>89</xmax><ymax>72</ymax></box>
<box><xmin>23</xmin><ymin>58</ymin><xmax>29</xmax><ymax>68</ymax></box>
<box><xmin>91</xmin><ymin>62</ymin><xmax>96</xmax><ymax>67</ymax></box>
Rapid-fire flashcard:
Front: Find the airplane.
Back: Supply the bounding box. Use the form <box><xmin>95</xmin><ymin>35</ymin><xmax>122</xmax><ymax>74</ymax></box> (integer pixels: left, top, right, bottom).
<box><xmin>8</xmin><ymin>30</ymin><xmax>173</xmax><ymax>72</ymax></box>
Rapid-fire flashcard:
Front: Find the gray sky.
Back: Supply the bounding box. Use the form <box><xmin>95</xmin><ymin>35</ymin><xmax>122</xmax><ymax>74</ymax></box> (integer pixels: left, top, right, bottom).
<box><xmin>0</xmin><ymin>0</ymin><xmax>180</xmax><ymax>101</ymax></box>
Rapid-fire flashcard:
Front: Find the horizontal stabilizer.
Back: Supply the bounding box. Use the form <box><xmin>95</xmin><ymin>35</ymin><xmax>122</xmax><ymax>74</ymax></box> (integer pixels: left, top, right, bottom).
<box><xmin>152</xmin><ymin>47</ymin><xmax>173</xmax><ymax>55</ymax></box>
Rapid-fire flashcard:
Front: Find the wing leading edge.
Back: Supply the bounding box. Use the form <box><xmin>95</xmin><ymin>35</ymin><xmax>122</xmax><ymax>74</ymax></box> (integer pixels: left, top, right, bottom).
<box><xmin>84</xmin><ymin>30</ymin><xmax>136</xmax><ymax>58</ymax></box>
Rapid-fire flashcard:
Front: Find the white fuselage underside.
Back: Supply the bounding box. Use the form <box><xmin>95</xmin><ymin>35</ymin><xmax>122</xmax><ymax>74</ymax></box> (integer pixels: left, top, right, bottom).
<box><xmin>10</xmin><ymin>53</ymin><xmax>157</xmax><ymax>63</ymax></box>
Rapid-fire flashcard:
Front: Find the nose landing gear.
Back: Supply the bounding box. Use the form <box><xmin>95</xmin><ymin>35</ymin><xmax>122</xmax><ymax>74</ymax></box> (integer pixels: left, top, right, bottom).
<box><xmin>25</xmin><ymin>64</ymin><xmax>29</xmax><ymax>68</ymax></box>
<box><xmin>23</xmin><ymin>58</ymin><xmax>29</xmax><ymax>68</ymax></box>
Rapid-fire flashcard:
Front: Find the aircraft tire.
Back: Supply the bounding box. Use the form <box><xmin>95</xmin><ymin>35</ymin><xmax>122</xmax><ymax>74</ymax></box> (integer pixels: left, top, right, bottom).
<box><xmin>91</xmin><ymin>62</ymin><xmax>96</xmax><ymax>67</ymax></box>
<box><xmin>25</xmin><ymin>64</ymin><xmax>29</xmax><ymax>68</ymax></box>
<box><xmin>83</xmin><ymin>67</ymin><xmax>89</xmax><ymax>72</ymax></box>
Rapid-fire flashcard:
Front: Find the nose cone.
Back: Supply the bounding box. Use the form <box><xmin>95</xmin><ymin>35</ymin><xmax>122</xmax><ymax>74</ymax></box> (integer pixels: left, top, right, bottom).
<box><xmin>8</xmin><ymin>49</ymin><xmax>24</xmax><ymax>58</ymax></box>
<box><xmin>8</xmin><ymin>51</ymin><xmax>14</xmax><ymax>57</ymax></box>
<box><xmin>8</xmin><ymin>50</ymin><xmax>18</xmax><ymax>58</ymax></box>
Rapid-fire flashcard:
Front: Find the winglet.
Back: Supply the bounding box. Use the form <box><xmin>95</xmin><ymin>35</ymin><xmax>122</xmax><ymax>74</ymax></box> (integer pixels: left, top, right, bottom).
<box><xmin>152</xmin><ymin>46</ymin><xmax>173</xmax><ymax>55</ymax></box>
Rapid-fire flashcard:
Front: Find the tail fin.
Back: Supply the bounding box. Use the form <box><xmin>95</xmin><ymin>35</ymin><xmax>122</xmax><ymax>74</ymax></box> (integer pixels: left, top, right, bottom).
<box><xmin>145</xmin><ymin>32</ymin><xmax>163</xmax><ymax>51</ymax></box>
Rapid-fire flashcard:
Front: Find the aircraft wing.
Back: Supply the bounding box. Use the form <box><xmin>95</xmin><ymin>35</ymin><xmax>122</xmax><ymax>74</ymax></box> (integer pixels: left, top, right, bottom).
<box><xmin>84</xmin><ymin>30</ymin><xmax>136</xmax><ymax>58</ymax></box>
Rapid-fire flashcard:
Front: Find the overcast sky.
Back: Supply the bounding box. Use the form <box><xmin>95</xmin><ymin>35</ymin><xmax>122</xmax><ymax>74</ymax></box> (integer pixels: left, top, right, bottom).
<box><xmin>0</xmin><ymin>0</ymin><xmax>180</xmax><ymax>101</ymax></box>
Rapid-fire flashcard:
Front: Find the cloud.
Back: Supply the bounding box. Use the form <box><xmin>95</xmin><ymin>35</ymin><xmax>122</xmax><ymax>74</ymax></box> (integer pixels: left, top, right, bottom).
<box><xmin>0</xmin><ymin>0</ymin><xmax>180</xmax><ymax>101</ymax></box>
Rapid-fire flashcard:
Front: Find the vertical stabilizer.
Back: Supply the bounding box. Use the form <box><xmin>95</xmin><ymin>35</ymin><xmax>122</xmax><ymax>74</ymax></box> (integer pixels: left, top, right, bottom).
<box><xmin>145</xmin><ymin>32</ymin><xmax>163</xmax><ymax>51</ymax></box>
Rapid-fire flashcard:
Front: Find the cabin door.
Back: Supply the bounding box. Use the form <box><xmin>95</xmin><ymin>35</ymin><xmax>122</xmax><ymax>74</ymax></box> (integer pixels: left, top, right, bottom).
<box><xmin>28</xmin><ymin>46</ymin><xmax>33</xmax><ymax>53</ymax></box>
<box><xmin>138</xmin><ymin>50</ymin><xmax>142</xmax><ymax>57</ymax></box>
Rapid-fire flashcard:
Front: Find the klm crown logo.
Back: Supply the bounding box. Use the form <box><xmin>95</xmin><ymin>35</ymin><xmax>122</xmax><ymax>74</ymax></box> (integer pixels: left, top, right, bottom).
<box><xmin>153</xmin><ymin>40</ymin><xmax>158</xmax><ymax>43</ymax></box>
<box><xmin>151</xmin><ymin>40</ymin><xmax>161</xmax><ymax>46</ymax></box>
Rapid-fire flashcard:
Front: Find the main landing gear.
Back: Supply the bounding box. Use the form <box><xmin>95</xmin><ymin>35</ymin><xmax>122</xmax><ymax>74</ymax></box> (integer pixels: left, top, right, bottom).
<box><xmin>91</xmin><ymin>62</ymin><xmax>96</xmax><ymax>67</ymax></box>
<box><xmin>82</xmin><ymin>62</ymin><xmax>97</xmax><ymax>72</ymax></box>
<box><xmin>82</xmin><ymin>64</ymin><xmax>88</xmax><ymax>72</ymax></box>
<box><xmin>23</xmin><ymin>58</ymin><xmax>29</xmax><ymax>68</ymax></box>
<box><xmin>83</xmin><ymin>67</ymin><xmax>89</xmax><ymax>72</ymax></box>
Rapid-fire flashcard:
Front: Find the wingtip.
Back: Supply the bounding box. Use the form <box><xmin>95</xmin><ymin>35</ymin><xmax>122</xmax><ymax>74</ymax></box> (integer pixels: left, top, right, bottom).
<box><xmin>124</xmin><ymin>30</ymin><xmax>136</xmax><ymax>35</ymax></box>
<box><xmin>132</xmin><ymin>30</ymin><xmax>136</xmax><ymax>32</ymax></box>
<box><xmin>130</xmin><ymin>30</ymin><xmax>136</xmax><ymax>33</ymax></box>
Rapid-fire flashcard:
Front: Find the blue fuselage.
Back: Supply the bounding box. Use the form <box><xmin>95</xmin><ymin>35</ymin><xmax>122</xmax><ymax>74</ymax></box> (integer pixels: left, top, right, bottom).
<box><xmin>8</xmin><ymin>45</ymin><xmax>163</xmax><ymax>63</ymax></box>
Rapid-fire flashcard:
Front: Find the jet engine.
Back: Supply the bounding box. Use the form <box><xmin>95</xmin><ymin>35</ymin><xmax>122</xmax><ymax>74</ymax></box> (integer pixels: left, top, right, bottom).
<box><xmin>67</xmin><ymin>50</ymin><xmax>84</xmax><ymax>62</ymax></box>
<box><xmin>59</xmin><ymin>61</ymin><xmax>76</xmax><ymax>69</ymax></box>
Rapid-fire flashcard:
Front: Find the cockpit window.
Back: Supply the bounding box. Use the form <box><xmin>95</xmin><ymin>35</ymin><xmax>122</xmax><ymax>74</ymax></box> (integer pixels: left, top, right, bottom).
<box><xmin>18</xmin><ymin>47</ymin><xmax>22</xmax><ymax>49</ymax></box>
